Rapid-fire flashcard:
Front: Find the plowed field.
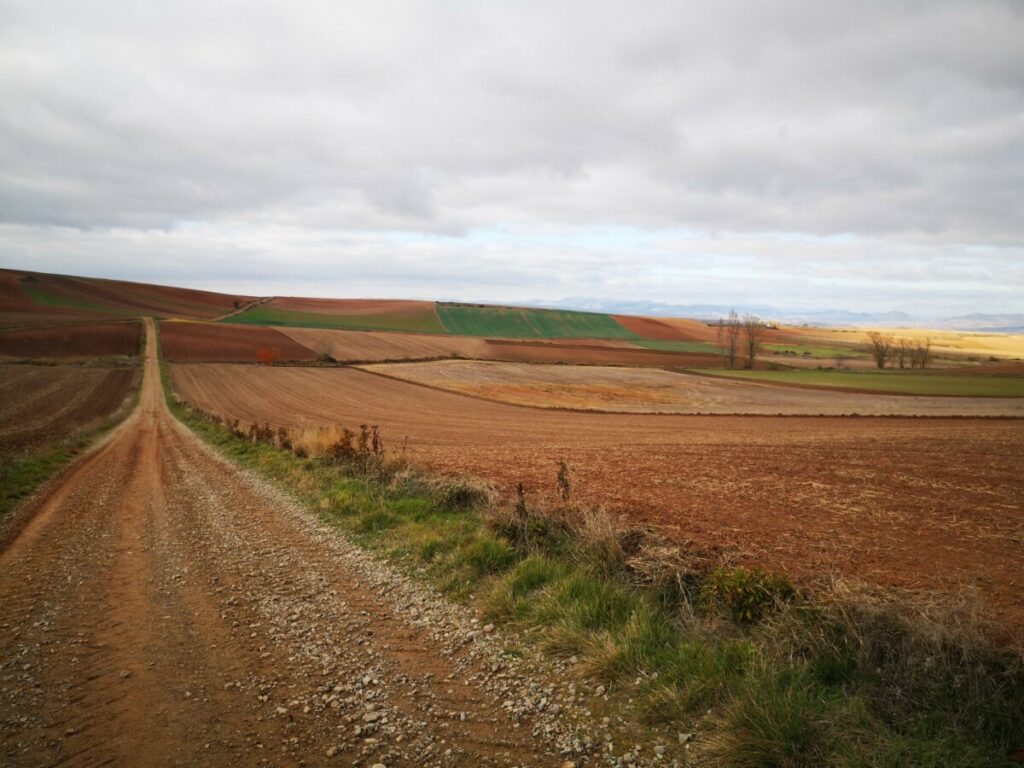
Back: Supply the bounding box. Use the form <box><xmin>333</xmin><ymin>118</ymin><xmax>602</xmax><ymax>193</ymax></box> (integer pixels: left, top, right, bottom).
<box><xmin>362</xmin><ymin>360</ymin><xmax>1024</xmax><ymax>416</ymax></box>
<box><xmin>160</xmin><ymin>320</ymin><xmax>316</xmax><ymax>362</ymax></box>
<box><xmin>277</xmin><ymin>327</ymin><xmax>715</xmax><ymax>366</ymax></box>
<box><xmin>0</xmin><ymin>322</ymin><xmax>142</xmax><ymax>359</ymax></box>
<box><xmin>169</xmin><ymin>363</ymin><xmax>1024</xmax><ymax>634</ymax></box>
<box><xmin>0</xmin><ymin>365</ymin><xmax>138</xmax><ymax>453</ymax></box>
<box><xmin>612</xmin><ymin>315</ymin><xmax>708</xmax><ymax>341</ymax></box>
<box><xmin>280</xmin><ymin>327</ymin><xmax>492</xmax><ymax>361</ymax></box>
<box><xmin>2</xmin><ymin>268</ymin><xmax>252</xmax><ymax>323</ymax></box>
<box><xmin>228</xmin><ymin>297</ymin><xmax>446</xmax><ymax>333</ymax></box>
<box><xmin>482</xmin><ymin>339</ymin><xmax>720</xmax><ymax>367</ymax></box>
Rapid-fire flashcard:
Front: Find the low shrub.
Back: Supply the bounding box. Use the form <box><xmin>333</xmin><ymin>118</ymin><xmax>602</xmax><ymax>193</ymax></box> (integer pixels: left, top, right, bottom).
<box><xmin>701</xmin><ymin>567</ymin><xmax>797</xmax><ymax>624</ymax></box>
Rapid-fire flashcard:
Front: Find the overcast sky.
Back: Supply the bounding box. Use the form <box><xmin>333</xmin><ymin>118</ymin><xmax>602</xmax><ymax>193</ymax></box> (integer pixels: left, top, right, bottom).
<box><xmin>1</xmin><ymin>1</ymin><xmax>1022</xmax><ymax>317</ymax></box>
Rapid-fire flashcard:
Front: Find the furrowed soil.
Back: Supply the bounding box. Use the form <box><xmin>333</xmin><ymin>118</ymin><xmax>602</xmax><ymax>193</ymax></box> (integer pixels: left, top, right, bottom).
<box><xmin>0</xmin><ymin>365</ymin><xmax>139</xmax><ymax>453</ymax></box>
<box><xmin>229</xmin><ymin>297</ymin><xmax>447</xmax><ymax>333</ymax></box>
<box><xmin>170</xmin><ymin>363</ymin><xmax>1024</xmax><ymax>636</ymax></box>
<box><xmin>0</xmin><ymin>322</ymin><xmax>590</xmax><ymax>767</ymax></box>
<box><xmin>160</xmin><ymin>320</ymin><xmax>317</xmax><ymax>362</ymax></box>
<box><xmin>0</xmin><ymin>322</ymin><xmax>142</xmax><ymax>359</ymax></box>
<box><xmin>1</xmin><ymin>268</ymin><xmax>253</xmax><ymax>323</ymax></box>
<box><xmin>360</xmin><ymin>360</ymin><xmax>1024</xmax><ymax>416</ymax></box>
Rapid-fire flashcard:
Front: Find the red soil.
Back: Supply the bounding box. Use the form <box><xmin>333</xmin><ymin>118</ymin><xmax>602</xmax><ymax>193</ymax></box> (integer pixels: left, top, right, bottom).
<box><xmin>613</xmin><ymin>315</ymin><xmax>707</xmax><ymax>341</ymax></box>
<box><xmin>0</xmin><ymin>365</ymin><xmax>138</xmax><ymax>453</ymax></box>
<box><xmin>269</xmin><ymin>297</ymin><xmax>436</xmax><ymax>316</ymax></box>
<box><xmin>1</xmin><ymin>268</ymin><xmax>254</xmax><ymax>322</ymax></box>
<box><xmin>170</xmin><ymin>363</ymin><xmax>1024</xmax><ymax>636</ymax></box>
<box><xmin>160</xmin><ymin>321</ymin><xmax>317</xmax><ymax>363</ymax></box>
<box><xmin>0</xmin><ymin>322</ymin><xmax>142</xmax><ymax>358</ymax></box>
<box><xmin>483</xmin><ymin>339</ymin><xmax>721</xmax><ymax>367</ymax></box>
<box><xmin>0</xmin><ymin>272</ymin><xmax>36</xmax><ymax>312</ymax></box>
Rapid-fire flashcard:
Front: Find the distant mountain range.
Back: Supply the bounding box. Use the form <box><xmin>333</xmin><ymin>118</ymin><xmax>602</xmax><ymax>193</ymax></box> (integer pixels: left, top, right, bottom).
<box><xmin>520</xmin><ymin>298</ymin><xmax>1024</xmax><ymax>332</ymax></box>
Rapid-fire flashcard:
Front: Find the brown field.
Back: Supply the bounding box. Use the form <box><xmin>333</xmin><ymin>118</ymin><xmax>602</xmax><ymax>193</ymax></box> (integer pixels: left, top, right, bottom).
<box><xmin>0</xmin><ymin>321</ymin><xmax>142</xmax><ymax>359</ymax></box>
<box><xmin>278</xmin><ymin>326</ymin><xmax>718</xmax><ymax>366</ymax></box>
<box><xmin>361</xmin><ymin>360</ymin><xmax>1024</xmax><ymax>416</ymax></box>
<box><xmin>169</xmin><ymin>362</ymin><xmax>1024</xmax><ymax>634</ymax></box>
<box><xmin>280</xmin><ymin>326</ymin><xmax>492</xmax><ymax>361</ymax></box>
<box><xmin>482</xmin><ymin>339</ymin><xmax>720</xmax><ymax>366</ymax></box>
<box><xmin>160</xmin><ymin>320</ymin><xmax>317</xmax><ymax>362</ymax></box>
<box><xmin>0</xmin><ymin>365</ymin><xmax>139</xmax><ymax>453</ymax></box>
<box><xmin>0</xmin><ymin>268</ymin><xmax>253</xmax><ymax>326</ymax></box>
<box><xmin>612</xmin><ymin>314</ymin><xmax>707</xmax><ymax>340</ymax></box>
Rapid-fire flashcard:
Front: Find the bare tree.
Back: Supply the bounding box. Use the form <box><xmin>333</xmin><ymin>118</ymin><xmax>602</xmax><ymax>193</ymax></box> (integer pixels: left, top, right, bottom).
<box><xmin>716</xmin><ymin>309</ymin><xmax>742</xmax><ymax>369</ymax></box>
<box><xmin>895</xmin><ymin>339</ymin><xmax>910</xmax><ymax>369</ymax></box>
<box><xmin>742</xmin><ymin>314</ymin><xmax>767</xmax><ymax>369</ymax></box>
<box><xmin>866</xmin><ymin>331</ymin><xmax>895</xmax><ymax>369</ymax></box>
<box><xmin>911</xmin><ymin>337</ymin><xmax>931</xmax><ymax>369</ymax></box>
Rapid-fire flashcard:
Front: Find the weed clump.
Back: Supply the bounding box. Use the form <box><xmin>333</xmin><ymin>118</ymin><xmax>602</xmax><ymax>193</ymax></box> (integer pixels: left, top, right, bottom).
<box><xmin>701</xmin><ymin>567</ymin><xmax>797</xmax><ymax>624</ymax></box>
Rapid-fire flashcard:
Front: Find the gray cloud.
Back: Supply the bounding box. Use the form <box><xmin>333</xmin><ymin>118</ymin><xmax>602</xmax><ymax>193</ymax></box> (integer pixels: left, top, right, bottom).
<box><xmin>1</xmin><ymin>0</ymin><xmax>1022</xmax><ymax>314</ymax></box>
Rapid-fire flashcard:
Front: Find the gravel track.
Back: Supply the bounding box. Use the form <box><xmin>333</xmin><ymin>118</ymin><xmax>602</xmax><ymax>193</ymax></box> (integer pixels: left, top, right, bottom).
<box><xmin>0</xmin><ymin>321</ymin><xmax>627</xmax><ymax>768</ymax></box>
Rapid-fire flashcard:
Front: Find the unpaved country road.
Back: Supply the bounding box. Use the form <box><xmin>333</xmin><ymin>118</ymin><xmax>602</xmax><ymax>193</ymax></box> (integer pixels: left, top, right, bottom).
<box><xmin>0</xmin><ymin>320</ymin><xmax>572</xmax><ymax>767</ymax></box>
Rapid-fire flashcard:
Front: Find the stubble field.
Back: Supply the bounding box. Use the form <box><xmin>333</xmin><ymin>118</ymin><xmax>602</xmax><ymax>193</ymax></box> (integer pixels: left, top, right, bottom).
<box><xmin>169</xmin><ymin>362</ymin><xmax>1024</xmax><ymax>635</ymax></box>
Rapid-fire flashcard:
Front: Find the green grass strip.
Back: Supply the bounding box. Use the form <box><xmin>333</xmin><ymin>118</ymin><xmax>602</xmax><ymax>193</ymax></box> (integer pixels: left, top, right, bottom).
<box><xmin>0</xmin><ymin>438</ymin><xmax>90</xmax><ymax>523</ymax></box>
<box><xmin>764</xmin><ymin>344</ymin><xmax>870</xmax><ymax>359</ymax></box>
<box><xmin>632</xmin><ymin>339</ymin><xmax>719</xmax><ymax>354</ymax></box>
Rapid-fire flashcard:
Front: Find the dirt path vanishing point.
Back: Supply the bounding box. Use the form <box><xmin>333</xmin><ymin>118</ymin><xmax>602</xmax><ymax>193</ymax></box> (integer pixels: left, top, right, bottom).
<box><xmin>0</xmin><ymin>320</ymin><xmax>579</xmax><ymax>768</ymax></box>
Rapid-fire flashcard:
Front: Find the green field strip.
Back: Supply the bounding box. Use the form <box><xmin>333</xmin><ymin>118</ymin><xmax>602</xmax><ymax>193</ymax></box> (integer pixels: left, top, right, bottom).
<box><xmin>436</xmin><ymin>304</ymin><xmax>640</xmax><ymax>339</ymax></box>
<box><xmin>24</xmin><ymin>285</ymin><xmax>136</xmax><ymax>316</ymax></box>
<box><xmin>764</xmin><ymin>343</ymin><xmax>870</xmax><ymax>359</ymax></box>
<box><xmin>692</xmin><ymin>369</ymin><xmax>1024</xmax><ymax>397</ymax></box>
<box><xmin>223</xmin><ymin>304</ymin><xmax>447</xmax><ymax>334</ymax></box>
<box><xmin>632</xmin><ymin>339</ymin><xmax>719</xmax><ymax>354</ymax></box>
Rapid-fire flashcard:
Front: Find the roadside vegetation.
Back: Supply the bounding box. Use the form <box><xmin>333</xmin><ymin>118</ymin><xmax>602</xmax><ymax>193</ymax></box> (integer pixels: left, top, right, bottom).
<box><xmin>695</xmin><ymin>368</ymin><xmax>1024</xmax><ymax>397</ymax></box>
<box><xmin>161</xmin><ymin>355</ymin><xmax>1024</xmax><ymax>766</ymax></box>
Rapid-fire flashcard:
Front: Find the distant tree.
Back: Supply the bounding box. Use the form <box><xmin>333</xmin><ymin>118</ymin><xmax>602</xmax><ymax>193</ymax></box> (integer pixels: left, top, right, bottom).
<box><xmin>866</xmin><ymin>331</ymin><xmax>895</xmax><ymax>369</ymax></box>
<box><xmin>742</xmin><ymin>314</ymin><xmax>767</xmax><ymax>369</ymax></box>
<box><xmin>716</xmin><ymin>310</ymin><xmax>742</xmax><ymax>369</ymax></box>
<box><xmin>911</xmin><ymin>337</ymin><xmax>932</xmax><ymax>369</ymax></box>
<box><xmin>233</xmin><ymin>300</ymin><xmax>241</xmax><ymax>310</ymax></box>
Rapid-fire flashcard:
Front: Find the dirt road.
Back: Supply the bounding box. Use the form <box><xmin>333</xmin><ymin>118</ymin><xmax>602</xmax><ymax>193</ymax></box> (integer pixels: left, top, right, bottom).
<box><xmin>0</xmin><ymin>321</ymin><xmax>577</xmax><ymax>767</ymax></box>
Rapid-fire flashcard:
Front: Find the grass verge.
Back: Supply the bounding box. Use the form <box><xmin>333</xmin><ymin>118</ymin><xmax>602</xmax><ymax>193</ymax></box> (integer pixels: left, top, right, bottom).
<box><xmin>160</xmin><ymin>362</ymin><xmax>1024</xmax><ymax>766</ymax></box>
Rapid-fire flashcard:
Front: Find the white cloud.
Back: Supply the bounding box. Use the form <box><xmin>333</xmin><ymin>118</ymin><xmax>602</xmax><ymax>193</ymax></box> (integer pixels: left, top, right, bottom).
<box><xmin>1</xmin><ymin>0</ymin><xmax>1022</xmax><ymax>315</ymax></box>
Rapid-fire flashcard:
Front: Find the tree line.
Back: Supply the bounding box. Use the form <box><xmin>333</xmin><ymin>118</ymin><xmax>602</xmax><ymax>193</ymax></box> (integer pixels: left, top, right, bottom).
<box><xmin>866</xmin><ymin>332</ymin><xmax>931</xmax><ymax>369</ymax></box>
<box><xmin>716</xmin><ymin>310</ymin><xmax>767</xmax><ymax>369</ymax></box>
